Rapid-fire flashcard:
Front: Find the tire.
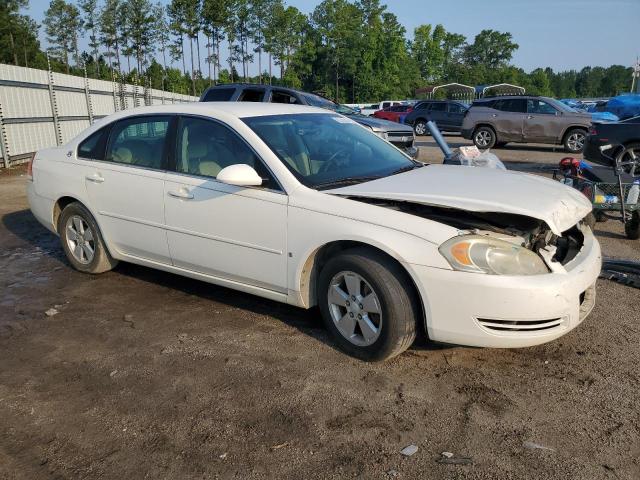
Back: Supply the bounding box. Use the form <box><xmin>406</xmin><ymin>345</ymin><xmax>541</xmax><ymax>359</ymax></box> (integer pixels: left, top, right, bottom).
<box><xmin>616</xmin><ymin>142</ymin><xmax>640</xmax><ymax>174</ymax></box>
<box><xmin>473</xmin><ymin>126</ymin><xmax>496</xmax><ymax>149</ymax></box>
<box><xmin>594</xmin><ymin>211</ymin><xmax>607</xmax><ymax>223</ymax></box>
<box><xmin>583</xmin><ymin>212</ymin><xmax>597</xmax><ymax>230</ymax></box>
<box><xmin>413</xmin><ymin>120</ymin><xmax>428</xmax><ymax>136</ymax></box>
<box><xmin>58</xmin><ymin>202</ymin><xmax>118</xmax><ymax>274</ymax></box>
<box><xmin>625</xmin><ymin>210</ymin><xmax>640</xmax><ymax>240</ymax></box>
<box><xmin>563</xmin><ymin>128</ymin><xmax>587</xmax><ymax>153</ymax></box>
<box><xmin>317</xmin><ymin>248</ymin><xmax>418</xmax><ymax>362</ymax></box>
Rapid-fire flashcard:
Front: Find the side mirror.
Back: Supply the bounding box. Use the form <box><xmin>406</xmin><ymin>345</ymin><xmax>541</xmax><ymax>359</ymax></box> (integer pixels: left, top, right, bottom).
<box><xmin>216</xmin><ymin>164</ymin><xmax>263</xmax><ymax>187</ymax></box>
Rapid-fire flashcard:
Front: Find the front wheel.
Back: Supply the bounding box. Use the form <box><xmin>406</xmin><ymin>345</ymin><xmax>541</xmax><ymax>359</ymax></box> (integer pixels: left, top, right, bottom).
<box><xmin>625</xmin><ymin>210</ymin><xmax>640</xmax><ymax>240</ymax></box>
<box><xmin>318</xmin><ymin>248</ymin><xmax>418</xmax><ymax>361</ymax></box>
<box><xmin>413</xmin><ymin>120</ymin><xmax>428</xmax><ymax>136</ymax></box>
<box><xmin>564</xmin><ymin>128</ymin><xmax>587</xmax><ymax>153</ymax></box>
<box><xmin>58</xmin><ymin>202</ymin><xmax>118</xmax><ymax>274</ymax></box>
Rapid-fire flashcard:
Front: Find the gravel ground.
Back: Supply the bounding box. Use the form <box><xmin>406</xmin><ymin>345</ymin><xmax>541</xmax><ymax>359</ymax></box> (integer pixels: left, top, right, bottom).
<box><xmin>1</xmin><ymin>144</ymin><xmax>639</xmax><ymax>479</ymax></box>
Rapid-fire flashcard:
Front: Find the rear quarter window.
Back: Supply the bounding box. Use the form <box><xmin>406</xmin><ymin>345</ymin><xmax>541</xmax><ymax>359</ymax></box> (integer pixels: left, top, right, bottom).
<box><xmin>202</xmin><ymin>88</ymin><xmax>235</xmax><ymax>102</ymax></box>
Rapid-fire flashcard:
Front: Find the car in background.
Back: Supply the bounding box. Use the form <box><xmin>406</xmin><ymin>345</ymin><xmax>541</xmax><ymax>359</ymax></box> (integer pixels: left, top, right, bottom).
<box><xmin>27</xmin><ymin>103</ymin><xmax>601</xmax><ymax>361</ymax></box>
<box><xmin>200</xmin><ymin>84</ymin><xmax>417</xmax><ymax>157</ymax></box>
<box><xmin>461</xmin><ymin>96</ymin><xmax>592</xmax><ymax>153</ymax></box>
<box><xmin>373</xmin><ymin>104</ymin><xmax>413</xmax><ymax>123</ymax></box>
<box><xmin>403</xmin><ymin>100</ymin><xmax>469</xmax><ymax>136</ymax></box>
<box><xmin>358</xmin><ymin>100</ymin><xmax>405</xmax><ymax>117</ymax></box>
<box><xmin>584</xmin><ymin>116</ymin><xmax>640</xmax><ymax>167</ymax></box>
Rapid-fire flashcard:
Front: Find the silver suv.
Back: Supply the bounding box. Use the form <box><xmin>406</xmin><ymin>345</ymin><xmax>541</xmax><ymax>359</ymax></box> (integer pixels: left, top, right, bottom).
<box><xmin>461</xmin><ymin>96</ymin><xmax>592</xmax><ymax>153</ymax></box>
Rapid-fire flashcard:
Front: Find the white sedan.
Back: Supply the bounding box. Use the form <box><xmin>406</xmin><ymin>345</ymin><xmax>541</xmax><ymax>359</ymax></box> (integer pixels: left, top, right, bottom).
<box><xmin>27</xmin><ymin>103</ymin><xmax>601</xmax><ymax>361</ymax></box>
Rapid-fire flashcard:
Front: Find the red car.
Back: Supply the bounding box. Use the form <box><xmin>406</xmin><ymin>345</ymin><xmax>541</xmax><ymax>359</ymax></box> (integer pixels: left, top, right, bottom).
<box><xmin>373</xmin><ymin>104</ymin><xmax>413</xmax><ymax>123</ymax></box>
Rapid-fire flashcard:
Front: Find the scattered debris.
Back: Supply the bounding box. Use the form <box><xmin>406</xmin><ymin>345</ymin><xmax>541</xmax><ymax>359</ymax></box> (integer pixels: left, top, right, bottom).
<box><xmin>386</xmin><ymin>469</ymin><xmax>399</xmax><ymax>477</ymax></box>
<box><xmin>600</xmin><ymin>259</ymin><xmax>640</xmax><ymax>289</ymax></box>
<box><xmin>436</xmin><ymin>454</ymin><xmax>473</xmax><ymax>465</ymax></box>
<box><xmin>123</xmin><ymin>314</ymin><xmax>135</xmax><ymax>328</ymax></box>
<box><xmin>523</xmin><ymin>441</ymin><xmax>556</xmax><ymax>452</ymax></box>
<box><xmin>271</xmin><ymin>442</ymin><xmax>288</xmax><ymax>450</ymax></box>
<box><xmin>44</xmin><ymin>308</ymin><xmax>58</xmax><ymax>317</ymax></box>
<box><xmin>109</xmin><ymin>370</ymin><xmax>118</xmax><ymax>378</ymax></box>
<box><xmin>441</xmin><ymin>452</ymin><xmax>454</xmax><ymax>458</ymax></box>
<box><xmin>400</xmin><ymin>444</ymin><xmax>418</xmax><ymax>457</ymax></box>
<box><xmin>219</xmin><ymin>452</ymin><xmax>227</xmax><ymax>460</ymax></box>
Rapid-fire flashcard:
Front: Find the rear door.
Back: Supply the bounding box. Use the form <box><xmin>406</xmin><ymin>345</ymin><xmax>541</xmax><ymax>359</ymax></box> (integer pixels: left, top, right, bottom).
<box><xmin>524</xmin><ymin>99</ymin><xmax>562</xmax><ymax>143</ymax></box>
<box><xmin>428</xmin><ymin>102</ymin><xmax>448</xmax><ymax>128</ymax></box>
<box><xmin>492</xmin><ymin>99</ymin><xmax>526</xmax><ymax>141</ymax></box>
<box><xmin>446</xmin><ymin>102</ymin><xmax>466</xmax><ymax>130</ymax></box>
<box><xmin>82</xmin><ymin>115</ymin><xmax>173</xmax><ymax>263</ymax></box>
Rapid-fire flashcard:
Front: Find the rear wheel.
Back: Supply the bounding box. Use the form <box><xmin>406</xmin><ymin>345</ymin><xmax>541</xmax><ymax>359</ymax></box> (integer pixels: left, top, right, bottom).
<box><xmin>625</xmin><ymin>211</ymin><xmax>640</xmax><ymax>240</ymax></box>
<box><xmin>473</xmin><ymin>126</ymin><xmax>496</xmax><ymax>149</ymax></box>
<box><xmin>318</xmin><ymin>248</ymin><xmax>418</xmax><ymax>362</ymax></box>
<box><xmin>563</xmin><ymin>128</ymin><xmax>587</xmax><ymax>153</ymax></box>
<box><xmin>616</xmin><ymin>142</ymin><xmax>640</xmax><ymax>175</ymax></box>
<box><xmin>58</xmin><ymin>202</ymin><xmax>118</xmax><ymax>274</ymax></box>
<box><xmin>413</xmin><ymin>120</ymin><xmax>428</xmax><ymax>136</ymax></box>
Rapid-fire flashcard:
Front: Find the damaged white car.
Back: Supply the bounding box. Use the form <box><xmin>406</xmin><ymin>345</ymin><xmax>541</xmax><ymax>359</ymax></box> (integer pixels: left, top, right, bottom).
<box><xmin>27</xmin><ymin>103</ymin><xmax>601</xmax><ymax>361</ymax></box>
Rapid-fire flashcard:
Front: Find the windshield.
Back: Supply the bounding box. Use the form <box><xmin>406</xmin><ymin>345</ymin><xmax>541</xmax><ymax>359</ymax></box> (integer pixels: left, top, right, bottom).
<box><xmin>243</xmin><ymin>113</ymin><xmax>419</xmax><ymax>190</ymax></box>
<box><xmin>546</xmin><ymin>97</ymin><xmax>577</xmax><ymax>113</ymax></box>
<box><xmin>301</xmin><ymin>93</ymin><xmax>358</xmax><ymax>115</ymax></box>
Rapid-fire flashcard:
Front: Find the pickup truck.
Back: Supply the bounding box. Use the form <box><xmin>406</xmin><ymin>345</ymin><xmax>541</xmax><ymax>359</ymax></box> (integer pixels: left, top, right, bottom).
<box><xmin>359</xmin><ymin>101</ymin><xmax>405</xmax><ymax>117</ymax></box>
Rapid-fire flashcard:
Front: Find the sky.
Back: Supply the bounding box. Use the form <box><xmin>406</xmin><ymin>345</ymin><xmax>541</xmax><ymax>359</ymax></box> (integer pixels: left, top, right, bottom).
<box><xmin>24</xmin><ymin>0</ymin><xmax>640</xmax><ymax>73</ymax></box>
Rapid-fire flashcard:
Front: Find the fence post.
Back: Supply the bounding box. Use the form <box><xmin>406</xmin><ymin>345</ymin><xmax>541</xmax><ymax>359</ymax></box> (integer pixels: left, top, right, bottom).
<box><xmin>111</xmin><ymin>69</ymin><xmax>118</xmax><ymax>112</ymax></box>
<box><xmin>46</xmin><ymin>53</ymin><xmax>62</xmax><ymax>146</ymax></box>
<box><xmin>83</xmin><ymin>64</ymin><xmax>94</xmax><ymax>124</ymax></box>
<box><xmin>0</xmin><ymin>100</ymin><xmax>10</xmax><ymax>168</ymax></box>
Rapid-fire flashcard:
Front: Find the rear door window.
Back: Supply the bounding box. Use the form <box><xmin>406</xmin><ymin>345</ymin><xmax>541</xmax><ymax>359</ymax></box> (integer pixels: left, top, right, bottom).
<box><xmin>238</xmin><ymin>89</ymin><xmax>266</xmax><ymax>102</ymax></box>
<box><xmin>202</xmin><ymin>87</ymin><xmax>235</xmax><ymax>102</ymax></box>
<box><xmin>271</xmin><ymin>90</ymin><xmax>299</xmax><ymax>104</ymax></box>
<box><xmin>105</xmin><ymin>116</ymin><xmax>171</xmax><ymax>170</ymax></box>
<box><xmin>429</xmin><ymin>103</ymin><xmax>446</xmax><ymax>112</ymax></box>
<box><xmin>496</xmin><ymin>99</ymin><xmax>527</xmax><ymax>113</ymax></box>
<box><xmin>448</xmin><ymin>103</ymin><xmax>465</xmax><ymax>113</ymax></box>
<box><xmin>78</xmin><ymin>125</ymin><xmax>111</xmax><ymax>160</ymax></box>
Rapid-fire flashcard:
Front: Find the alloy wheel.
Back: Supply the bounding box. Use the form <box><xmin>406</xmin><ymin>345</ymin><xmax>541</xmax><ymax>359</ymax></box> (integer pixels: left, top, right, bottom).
<box><xmin>414</xmin><ymin>122</ymin><xmax>427</xmax><ymax>136</ymax></box>
<box><xmin>327</xmin><ymin>271</ymin><xmax>382</xmax><ymax>347</ymax></box>
<box><xmin>475</xmin><ymin>130</ymin><xmax>492</xmax><ymax>147</ymax></box>
<box><xmin>567</xmin><ymin>132</ymin><xmax>585</xmax><ymax>152</ymax></box>
<box><xmin>65</xmin><ymin>215</ymin><xmax>95</xmax><ymax>264</ymax></box>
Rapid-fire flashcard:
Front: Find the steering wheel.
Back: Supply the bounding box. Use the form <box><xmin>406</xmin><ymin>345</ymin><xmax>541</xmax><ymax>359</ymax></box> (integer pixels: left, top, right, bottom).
<box><xmin>319</xmin><ymin>149</ymin><xmax>350</xmax><ymax>173</ymax></box>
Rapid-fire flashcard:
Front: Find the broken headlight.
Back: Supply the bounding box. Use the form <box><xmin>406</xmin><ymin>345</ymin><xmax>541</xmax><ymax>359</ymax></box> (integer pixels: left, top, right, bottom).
<box><xmin>439</xmin><ymin>235</ymin><xmax>549</xmax><ymax>275</ymax></box>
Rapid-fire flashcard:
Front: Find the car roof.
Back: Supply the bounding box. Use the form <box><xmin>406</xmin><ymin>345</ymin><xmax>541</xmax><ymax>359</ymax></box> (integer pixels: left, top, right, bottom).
<box><xmin>96</xmin><ymin>102</ymin><xmax>328</xmax><ymax>121</ymax></box>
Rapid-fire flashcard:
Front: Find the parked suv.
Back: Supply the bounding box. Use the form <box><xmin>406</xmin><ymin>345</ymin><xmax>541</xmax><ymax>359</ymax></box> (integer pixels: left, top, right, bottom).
<box><xmin>200</xmin><ymin>84</ymin><xmax>417</xmax><ymax>157</ymax></box>
<box><xmin>403</xmin><ymin>100</ymin><xmax>469</xmax><ymax>136</ymax></box>
<box><xmin>461</xmin><ymin>96</ymin><xmax>592</xmax><ymax>153</ymax></box>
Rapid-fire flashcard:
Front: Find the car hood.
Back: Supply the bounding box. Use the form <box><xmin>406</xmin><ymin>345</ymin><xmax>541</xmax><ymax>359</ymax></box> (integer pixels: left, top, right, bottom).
<box><xmin>350</xmin><ymin>115</ymin><xmax>413</xmax><ymax>133</ymax></box>
<box><xmin>327</xmin><ymin>165</ymin><xmax>592</xmax><ymax>235</ymax></box>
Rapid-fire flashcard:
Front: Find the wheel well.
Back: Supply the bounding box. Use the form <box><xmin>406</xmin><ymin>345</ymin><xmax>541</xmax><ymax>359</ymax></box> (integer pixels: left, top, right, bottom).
<box><xmin>562</xmin><ymin>126</ymin><xmax>587</xmax><ymax>143</ymax></box>
<box><xmin>52</xmin><ymin>196</ymin><xmax>79</xmax><ymax>233</ymax></box>
<box><xmin>299</xmin><ymin>240</ymin><xmax>425</xmax><ymax>327</ymax></box>
<box><xmin>473</xmin><ymin>123</ymin><xmax>496</xmax><ymax>135</ymax></box>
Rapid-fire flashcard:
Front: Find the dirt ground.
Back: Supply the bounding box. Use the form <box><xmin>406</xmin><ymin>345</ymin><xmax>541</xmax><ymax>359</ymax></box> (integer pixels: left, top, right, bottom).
<box><xmin>1</xmin><ymin>141</ymin><xmax>639</xmax><ymax>480</ymax></box>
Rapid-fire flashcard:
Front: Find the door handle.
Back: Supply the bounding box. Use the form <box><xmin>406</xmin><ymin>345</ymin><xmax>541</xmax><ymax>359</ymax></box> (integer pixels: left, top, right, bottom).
<box><xmin>168</xmin><ymin>190</ymin><xmax>194</xmax><ymax>200</ymax></box>
<box><xmin>527</xmin><ymin>115</ymin><xmax>534</xmax><ymax>119</ymax></box>
<box><xmin>85</xmin><ymin>173</ymin><xmax>104</xmax><ymax>183</ymax></box>
<box><xmin>491</xmin><ymin>114</ymin><xmax>498</xmax><ymax>117</ymax></box>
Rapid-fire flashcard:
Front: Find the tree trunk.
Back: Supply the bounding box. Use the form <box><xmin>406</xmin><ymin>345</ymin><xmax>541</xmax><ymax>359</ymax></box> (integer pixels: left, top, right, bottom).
<box><xmin>196</xmin><ymin>34</ymin><xmax>202</xmax><ymax>76</ymax></box>
<box><xmin>228</xmin><ymin>42</ymin><xmax>234</xmax><ymax>82</ymax></box>
<box><xmin>180</xmin><ymin>35</ymin><xmax>186</xmax><ymax>75</ymax></box>
<box><xmin>189</xmin><ymin>36</ymin><xmax>196</xmax><ymax>95</ymax></box>
<box><xmin>161</xmin><ymin>46</ymin><xmax>167</xmax><ymax>91</ymax></box>
<box><xmin>207</xmin><ymin>34</ymin><xmax>212</xmax><ymax>85</ymax></box>
<box><xmin>258</xmin><ymin>42</ymin><xmax>262</xmax><ymax>84</ymax></box>
<box><xmin>268</xmin><ymin>53</ymin><xmax>272</xmax><ymax>85</ymax></box>
<box><xmin>9</xmin><ymin>32</ymin><xmax>17</xmax><ymax>65</ymax></box>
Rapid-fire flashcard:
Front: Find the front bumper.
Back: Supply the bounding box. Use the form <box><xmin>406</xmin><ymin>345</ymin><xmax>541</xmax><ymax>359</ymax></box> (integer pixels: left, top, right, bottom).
<box><xmin>406</xmin><ymin>227</ymin><xmax>602</xmax><ymax>348</ymax></box>
<box><xmin>583</xmin><ymin>136</ymin><xmax>610</xmax><ymax>167</ymax></box>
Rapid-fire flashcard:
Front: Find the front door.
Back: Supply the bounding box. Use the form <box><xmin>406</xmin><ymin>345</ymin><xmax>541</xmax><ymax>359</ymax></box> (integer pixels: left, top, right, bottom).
<box><xmin>82</xmin><ymin>115</ymin><xmax>173</xmax><ymax>263</ymax></box>
<box><xmin>523</xmin><ymin>99</ymin><xmax>562</xmax><ymax>143</ymax></box>
<box><xmin>163</xmin><ymin>116</ymin><xmax>288</xmax><ymax>293</ymax></box>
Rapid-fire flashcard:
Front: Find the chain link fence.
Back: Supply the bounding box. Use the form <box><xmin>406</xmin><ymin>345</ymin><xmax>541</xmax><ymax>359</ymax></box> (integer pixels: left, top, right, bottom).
<box><xmin>0</xmin><ymin>63</ymin><xmax>198</xmax><ymax>168</ymax></box>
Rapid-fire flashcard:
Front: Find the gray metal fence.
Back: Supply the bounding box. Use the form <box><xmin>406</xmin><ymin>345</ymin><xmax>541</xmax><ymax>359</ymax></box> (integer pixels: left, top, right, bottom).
<box><xmin>0</xmin><ymin>63</ymin><xmax>198</xmax><ymax>168</ymax></box>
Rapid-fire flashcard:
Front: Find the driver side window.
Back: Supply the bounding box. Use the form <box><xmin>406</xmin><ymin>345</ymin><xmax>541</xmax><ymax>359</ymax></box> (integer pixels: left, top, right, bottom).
<box><xmin>175</xmin><ymin>116</ymin><xmax>279</xmax><ymax>190</ymax></box>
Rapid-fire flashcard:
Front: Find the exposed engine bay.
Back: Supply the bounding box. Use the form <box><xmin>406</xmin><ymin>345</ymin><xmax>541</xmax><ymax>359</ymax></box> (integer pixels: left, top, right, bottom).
<box><xmin>349</xmin><ymin>197</ymin><xmax>586</xmax><ymax>266</ymax></box>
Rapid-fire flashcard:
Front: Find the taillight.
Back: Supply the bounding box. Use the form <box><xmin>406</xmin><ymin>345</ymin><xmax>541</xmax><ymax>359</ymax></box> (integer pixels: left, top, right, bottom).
<box><xmin>588</xmin><ymin>126</ymin><xmax>597</xmax><ymax>136</ymax></box>
<box><xmin>27</xmin><ymin>152</ymin><xmax>35</xmax><ymax>180</ymax></box>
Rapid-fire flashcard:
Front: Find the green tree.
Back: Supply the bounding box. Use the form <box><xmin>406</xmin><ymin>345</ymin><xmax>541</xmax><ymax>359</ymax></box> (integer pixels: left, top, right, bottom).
<box><xmin>124</xmin><ymin>0</ymin><xmax>155</xmax><ymax>74</ymax></box>
<box><xmin>99</xmin><ymin>0</ymin><xmax>121</xmax><ymax>72</ymax></box>
<box><xmin>43</xmin><ymin>0</ymin><xmax>82</xmax><ymax>72</ymax></box>
<box><xmin>202</xmin><ymin>0</ymin><xmax>231</xmax><ymax>83</ymax></box>
<box><xmin>0</xmin><ymin>0</ymin><xmax>44</xmax><ymax>68</ymax></box>
<box><xmin>78</xmin><ymin>0</ymin><xmax>101</xmax><ymax>75</ymax></box>
<box><xmin>464</xmin><ymin>29</ymin><xmax>518</xmax><ymax>69</ymax></box>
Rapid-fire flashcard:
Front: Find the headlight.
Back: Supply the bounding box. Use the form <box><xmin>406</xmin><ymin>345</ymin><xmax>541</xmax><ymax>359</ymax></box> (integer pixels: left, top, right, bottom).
<box><xmin>374</xmin><ymin>131</ymin><xmax>388</xmax><ymax>140</ymax></box>
<box><xmin>439</xmin><ymin>235</ymin><xmax>549</xmax><ymax>275</ymax></box>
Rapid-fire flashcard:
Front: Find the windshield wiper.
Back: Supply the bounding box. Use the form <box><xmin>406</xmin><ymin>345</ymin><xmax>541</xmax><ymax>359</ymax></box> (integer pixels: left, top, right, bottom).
<box><xmin>315</xmin><ymin>175</ymin><xmax>382</xmax><ymax>190</ymax></box>
<box><xmin>389</xmin><ymin>163</ymin><xmax>424</xmax><ymax>176</ymax></box>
